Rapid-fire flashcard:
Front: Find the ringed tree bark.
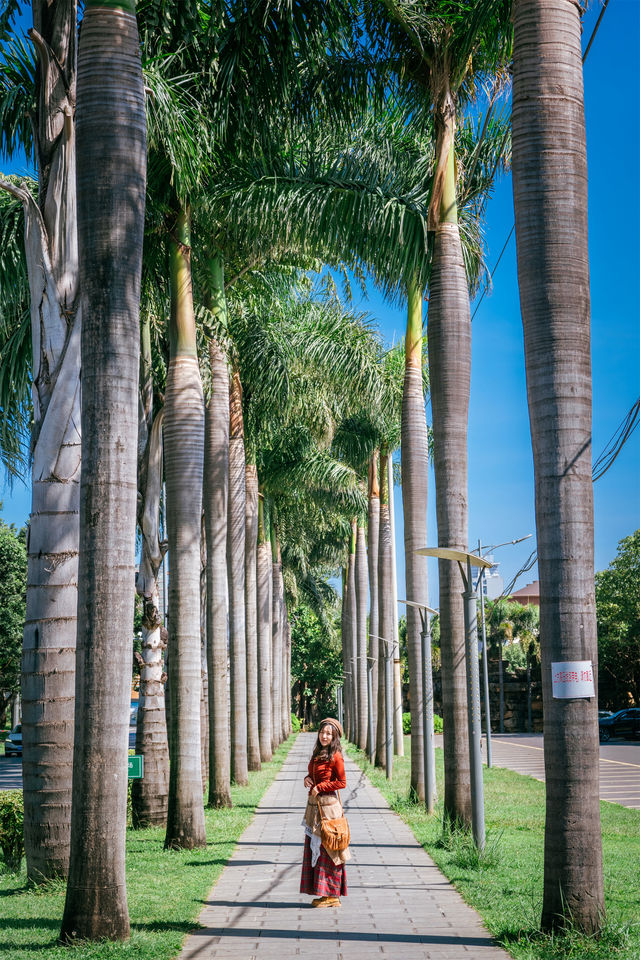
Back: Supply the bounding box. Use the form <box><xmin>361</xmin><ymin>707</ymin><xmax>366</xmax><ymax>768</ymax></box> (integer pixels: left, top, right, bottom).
<box><xmin>427</xmin><ymin>93</ymin><xmax>472</xmax><ymax>829</ymax></box>
<box><xmin>512</xmin><ymin>0</ymin><xmax>604</xmax><ymax>933</ymax></box>
<box><xmin>376</xmin><ymin>446</ymin><xmax>392</xmax><ymax>768</ymax></box>
<box><xmin>401</xmin><ymin>280</ymin><xmax>428</xmax><ymax>800</ymax></box>
<box><xmin>367</xmin><ymin>452</ymin><xmax>380</xmax><ymax>754</ymax></box>
<box><xmin>245</xmin><ymin>463</ymin><xmax>262</xmax><ymax>770</ymax></box>
<box><xmin>355</xmin><ymin>521</ymin><xmax>368</xmax><ymax>749</ymax></box>
<box><xmin>132</xmin><ymin>390</ymin><xmax>169</xmax><ymax>828</ymax></box>
<box><xmin>0</xmin><ymin>0</ymin><xmax>80</xmax><ymax>882</ymax></box>
<box><xmin>163</xmin><ymin>203</ymin><xmax>206</xmax><ymax>850</ymax></box>
<box><xmin>347</xmin><ymin>520</ymin><xmax>358</xmax><ymax>743</ymax></box>
<box><xmin>270</xmin><ymin>527</ymin><xmax>283</xmax><ymax>751</ymax></box>
<box><xmin>204</xmin><ymin>253</ymin><xmax>232</xmax><ymax>808</ymax></box>
<box><xmin>228</xmin><ymin>368</ymin><xmax>249</xmax><ymax>785</ymax></box>
<box><xmin>60</xmin><ymin>0</ymin><xmax>145</xmax><ymax>940</ymax></box>
<box><xmin>340</xmin><ymin>564</ymin><xmax>351</xmax><ymax>739</ymax></box>
<box><xmin>257</xmin><ymin>492</ymin><xmax>273</xmax><ymax>761</ymax></box>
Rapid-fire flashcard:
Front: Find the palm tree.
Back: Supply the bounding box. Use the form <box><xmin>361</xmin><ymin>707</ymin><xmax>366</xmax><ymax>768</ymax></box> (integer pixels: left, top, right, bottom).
<box><xmin>245</xmin><ymin>462</ymin><xmax>262</xmax><ymax>770</ymax></box>
<box><xmin>367</xmin><ymin>451</ymin><xmax>380</xmax><ymax>753</ymax></box>
<box><xmin>355</xmin><ymin>520</ymin><xmax>369</xmax><ymax>749</ymax></box>
<box><xmin>270</xmin><ymin>524</ymin><xmax>283</xmax><ymax>751</ymax></box>
<box><xmin>59</xmin><ymin>0</ymin><xmax>145</xmax><ymax>940</ymax></box>
<box><xmin>511</xmin><ymin>0</ymin><xmax>604</xmax><ymax>933</ymax></box>
<box><xmin>364</xmin><ymin>0</ymin><xmax>511</xmax><ymax>827</ymax></box>
<box><xmin>256</xmin><ymin>492</ymin><xmax>273</xmax><ymax>761</ymax></box>
<box><xmin>376</xmin><ymin>446</ymin><xmax>393</xmax><ymax>768</ymax></box>
<box><xmin>163</xmin><ymin>203</ymin><xmax>206</xmax><ymax>851</ymax></box>
<box><xmin>401</xmin><ymin>279</ymin><xmax>429</xmax><ymax>799</ymax></box>
<box><xmin>0</xmin><ymin>0</ymin><xmax>80</xmax><ymax>881</ymax></box>
<box><xmin>132</xmin><ymin>309</ymin><xmax>169</xmax><ymax>828</ymax></box>
<box><xmin>227</xmin><ymin>368</ymin><xmax>249</xmax><ymax>784</ymax></box>
<box><xmin>204</xmin><ymin>253</ymin><xmax>232</xmax><ymax>808</ymax></box>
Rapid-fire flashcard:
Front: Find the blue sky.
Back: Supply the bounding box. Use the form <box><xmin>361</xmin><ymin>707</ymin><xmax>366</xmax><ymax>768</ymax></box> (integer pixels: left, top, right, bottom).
<box><xmin>1</xmin><ymin>1</ymin><xmax>639</xmax><ymax>608</ymax></box>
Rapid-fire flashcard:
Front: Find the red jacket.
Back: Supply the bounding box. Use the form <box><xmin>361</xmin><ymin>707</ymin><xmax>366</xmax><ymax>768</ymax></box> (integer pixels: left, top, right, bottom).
<box><xmin>308</xmin><ymin>751</ymin><xmax>346</xmax><ymax>794</ymax></box>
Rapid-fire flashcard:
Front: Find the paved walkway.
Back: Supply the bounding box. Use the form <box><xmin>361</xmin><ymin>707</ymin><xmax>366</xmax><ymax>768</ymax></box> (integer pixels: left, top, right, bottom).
<box><xmin>178</xmin><ymin>733</ymin><xmax>509</xmax><ymax>960</ymax></box>
<box><xmin>479</xmin><ymin>734</ymin><xmax>640</xmax><ymax>809</ymax></box>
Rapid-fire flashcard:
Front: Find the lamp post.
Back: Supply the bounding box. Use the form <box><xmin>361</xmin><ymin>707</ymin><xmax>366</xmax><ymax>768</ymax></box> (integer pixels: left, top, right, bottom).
<box><xmin>399</xmin><ymin>598</ymin><xmax>438</xmax><ymax>814</ymax></box>
<box><xmin>369</xmin><ymin>634</ymin><xmax>394</xmax><ymax>778</ymax></box>
<box><xmin>417</xmin><ymin>547</ymin><xmax>491</xmax><ymax>851</ymax></box>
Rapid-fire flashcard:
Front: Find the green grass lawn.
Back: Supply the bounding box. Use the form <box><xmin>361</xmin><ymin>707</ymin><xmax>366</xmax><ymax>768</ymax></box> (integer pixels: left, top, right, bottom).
<box><xmin>346</xmin><ymin>737</ymin><xmax>640</xmax><ymax>960</ymax></box>
<box><xmin>0</xmin><ymin>735</ymin><xmax>296</xmax><ymax>960</ymax></box>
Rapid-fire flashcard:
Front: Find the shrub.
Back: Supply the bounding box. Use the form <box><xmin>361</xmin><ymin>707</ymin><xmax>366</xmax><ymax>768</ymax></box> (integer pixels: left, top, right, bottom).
<box><xmin>403</xmin><ymin>712</ymin><xmax>443</xmax><ymax>734</ymax></box>
<box><xmin>0</xmin><ymin>790</ymin><xmax>23</xmax><ymax>872</ymax></box>
<box><xmin>291</xmin><ymin>713</ymin><xmax>301</xmax><ymax>732</ymax></box>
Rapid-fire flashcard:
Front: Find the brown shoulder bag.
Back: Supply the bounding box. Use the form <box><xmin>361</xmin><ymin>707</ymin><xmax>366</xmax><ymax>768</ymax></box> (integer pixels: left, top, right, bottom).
<box><xmin>317</xmin><ymin>792</ymin><xmax>350</xmax><ymax>852</ymax></box>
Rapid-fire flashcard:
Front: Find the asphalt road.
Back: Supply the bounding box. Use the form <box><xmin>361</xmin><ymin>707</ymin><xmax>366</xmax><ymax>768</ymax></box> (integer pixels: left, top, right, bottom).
<box><xmin>481</xmin><ymin>733</ymin><xmax>640</xmax><ymax>809</ymax></box>
<box><xmin>3</xmin><ymin>732</ymin><xmax>639</xmax><ymax>809</ymax></box>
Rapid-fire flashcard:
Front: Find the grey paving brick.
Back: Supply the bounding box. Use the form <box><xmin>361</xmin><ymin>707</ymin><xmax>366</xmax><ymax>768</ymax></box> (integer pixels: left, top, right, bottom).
<box><xmin>177</xmin><ymin>734</ymin><xmax>510</xmax><ymax>960</ymax></box>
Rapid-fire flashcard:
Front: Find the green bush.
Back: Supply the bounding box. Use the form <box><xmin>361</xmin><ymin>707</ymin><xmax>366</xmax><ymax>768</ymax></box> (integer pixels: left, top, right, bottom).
<box><xmin>0</xmin><ymin>790</ymin><xmax>23</xmax><ymax>872</ymax></box>
<box><xmin>291</xmin><ymin>713</ymin><xmax>301</xmax><ymax>732</ymax></box>
<box><xmin>403</xmin><ymin>712</ymin><xmax>443</xmax><ymax>734</ymax></box>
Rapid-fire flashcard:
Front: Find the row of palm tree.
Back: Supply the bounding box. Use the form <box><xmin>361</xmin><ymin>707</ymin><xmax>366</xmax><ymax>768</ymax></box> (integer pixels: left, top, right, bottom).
<box><xmin>0</xmin><ymin>0</ymin><xmax>605</xmax><ymax>939</ymax></box>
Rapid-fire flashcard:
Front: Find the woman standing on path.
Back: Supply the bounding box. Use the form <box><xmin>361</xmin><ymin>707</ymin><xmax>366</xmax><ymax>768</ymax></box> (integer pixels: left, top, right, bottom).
<box><xmin>300</xmin><ymin>719</ymin><xmax>350</xmax><ymax>907</ymax></box>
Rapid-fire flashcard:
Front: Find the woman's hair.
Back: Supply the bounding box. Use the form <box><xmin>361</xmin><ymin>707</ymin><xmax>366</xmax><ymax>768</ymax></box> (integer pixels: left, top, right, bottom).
<box><xmin>312</xmin><ymin>722</ymin><xmax>342</xmax><ymax>761</ymax></box>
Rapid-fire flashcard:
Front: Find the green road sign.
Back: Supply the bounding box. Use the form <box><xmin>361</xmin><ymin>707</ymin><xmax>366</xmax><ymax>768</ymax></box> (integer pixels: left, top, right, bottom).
<box><xmin>128</xmin><ymin>755</ymin><xmax>144</xmax><ymax>779</ymax></box>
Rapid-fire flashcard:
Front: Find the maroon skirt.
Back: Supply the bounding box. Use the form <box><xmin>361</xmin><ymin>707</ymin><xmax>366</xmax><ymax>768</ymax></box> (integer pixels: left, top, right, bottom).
<box><xmin>300</xmin><ymin>835</ymin><xmax>347</xmax><ymax>897</ymax></box>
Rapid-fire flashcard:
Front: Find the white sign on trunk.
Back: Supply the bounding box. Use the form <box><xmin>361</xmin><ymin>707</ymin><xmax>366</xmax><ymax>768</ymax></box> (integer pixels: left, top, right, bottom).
<box><xmin>551</xmin><ymin>661</ymin><xmax>595</xmax><ymax>699</ymax></box>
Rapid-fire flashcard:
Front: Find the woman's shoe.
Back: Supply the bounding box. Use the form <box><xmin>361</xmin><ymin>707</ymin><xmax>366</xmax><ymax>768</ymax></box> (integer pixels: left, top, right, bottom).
<box><xmin>312</xmin><ymin>896</ymin><xmax>341</xmax><ymax>908</ymax></box>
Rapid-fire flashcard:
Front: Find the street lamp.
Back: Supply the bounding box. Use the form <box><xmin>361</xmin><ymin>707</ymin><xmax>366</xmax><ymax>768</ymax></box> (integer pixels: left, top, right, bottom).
<box><xmin>399</xmin><ymin>599</ymin><xmax>438</xmax><ymax>814</ymax></box>
<box><xmin>369</xmin><ymin>634</ymin><xmax>394</xmax><ymax>778</ymax></box>
<box><xmin>417</xmin><ymin>547</ymin><xmax>491</xmax><ymax>851</ymax></box>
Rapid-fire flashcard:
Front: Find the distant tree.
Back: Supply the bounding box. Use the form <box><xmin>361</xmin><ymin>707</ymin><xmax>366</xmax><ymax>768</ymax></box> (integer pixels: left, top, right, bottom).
<box><xmin>0</xmin><ymin>517</ymin><xmax>26</xmax><ymax>726</ymax></box>
<box><xmin>290</xmin><ymin>604</ymin><xmax>342</xmax><ymax>727</ymax></box>
<box><xmin>596</xmin><ymin>530</ymin><xmax>640</xmax><ymax>708</ymax></box>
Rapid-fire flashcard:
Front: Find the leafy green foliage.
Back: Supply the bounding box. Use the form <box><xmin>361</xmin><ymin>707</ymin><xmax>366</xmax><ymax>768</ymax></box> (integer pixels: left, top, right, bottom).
<box><xmin>290</xmin><ymin>603</ymin><xmax>343</xmax><ymax>724</ymax></box>
<box><xmin>0</xmin><ymin>790</ymin><xmax>23</xmax><ymax>872</ymax></box>
<box><xmin>596</xmin><ymin>530</ymin><xmax>640</xmax><ymax>708</ymax></box>
<box><xmin>483</xmin><ymin>598</ymin><xmax>540</xmax><ymax>676</ymax></box>
<box><xmin>0</xmin><ymin>514</ymin><xmax>26</xmax><ymax>708</ymax></box>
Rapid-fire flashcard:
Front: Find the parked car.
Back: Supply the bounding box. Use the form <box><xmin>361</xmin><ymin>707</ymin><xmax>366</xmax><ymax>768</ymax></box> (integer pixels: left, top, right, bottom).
<box><xmin>4</xmin><ymin>724</ymin><xmax>22</xmax><ymax>756</ymax></box>
<box><xmin>598</xmin><ymin>709</ymin><xmax>613</xmax><ymax>719</ymax></box>
<box><xmin>598</xmin><ymin>708</ymin><xmax>640</xmax><ymax>742</ymax></box>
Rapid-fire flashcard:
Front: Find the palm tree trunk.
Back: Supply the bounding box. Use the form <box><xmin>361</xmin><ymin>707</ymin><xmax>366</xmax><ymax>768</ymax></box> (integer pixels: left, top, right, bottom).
<box><xmin>388</xmin><ymin>454</ymin><xmax>404</xmax><ymax>758</ymax></box>
<box><xmin>200</xmin><ymin>513</ymin><xmax>209</xmax><ymax>792</ymax></box>
<box><xmin>347</xmin><ymin>521</ymin><xmax>358</xmax><ymax>742</ymax></box>
<box><xmin>341</xmin><ymin>565</ymin><xmax>351</xmax><ymax>739</ymax></box>
<box><xmin>428</xmin><ymin>117</ymin><xmax>472</xmax><ymax>829</ymax></box>
<box><xmin>228</xmin><ymin>369</ymin><xmax>248</xmax><ymax>785</ymax></box>
<box><xmin>355</xmin><ymin>523</ymin><xmax>368</xmax><ymax>749</ymax></box>
<box><xmin>257</xmin><ymin>494</ymin><xmax>273</xmax><ymax>761</ymax></box>
<box><xmin>376</xmin><ymin>448</ymin><xmax>392</xmax><ymax>768</ymax></box>
<box><xmin>1</xmin><ymin>0</ymin><xmax>80</xmax><ymax>883</ymax></box>
<box><xmin>205</xmin><ymin>331</ymin><xmax>231</xmax><ymax>808</ymax></box>
<box><xmin>402</xmin><ymin>280</ymin><xmax>428</xmax><ymax>800</ymax></box>
<box><xmin>245</xmin><ymin>464</ymin><xmax>261</xmax><ymax>770</ymax></box>
<box><xmin>133</xmin><ymin>405</ymin><xmax>169</xmax><ymax>829</ymax></box>
<box><xmin>512</xmin><ymin>0</ymin><xmax>604</xmax><ymax>932</ymax></box>
<box><xmin>367</xmin><ymin>453</ymin><xmax>380</xmax><ymax>755</ymax></box>
<box><xmin>163</xmin><ymin>204</ymin><xmax>206</xmax><ymax>851</ymax></box>
<box><xmin>60</xmin><ymin>0</ymin><xmax>145</xmax><ymax>939</ymax></box>
<box><xmin>271</xmin><ymin>535</ymin><xmax>283</xmax><ymax>751</ymax></box>
<box><xmin>280</xmin><ymin>585</ymin><xmax>290</xmax><ymax>740</ymax></box>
